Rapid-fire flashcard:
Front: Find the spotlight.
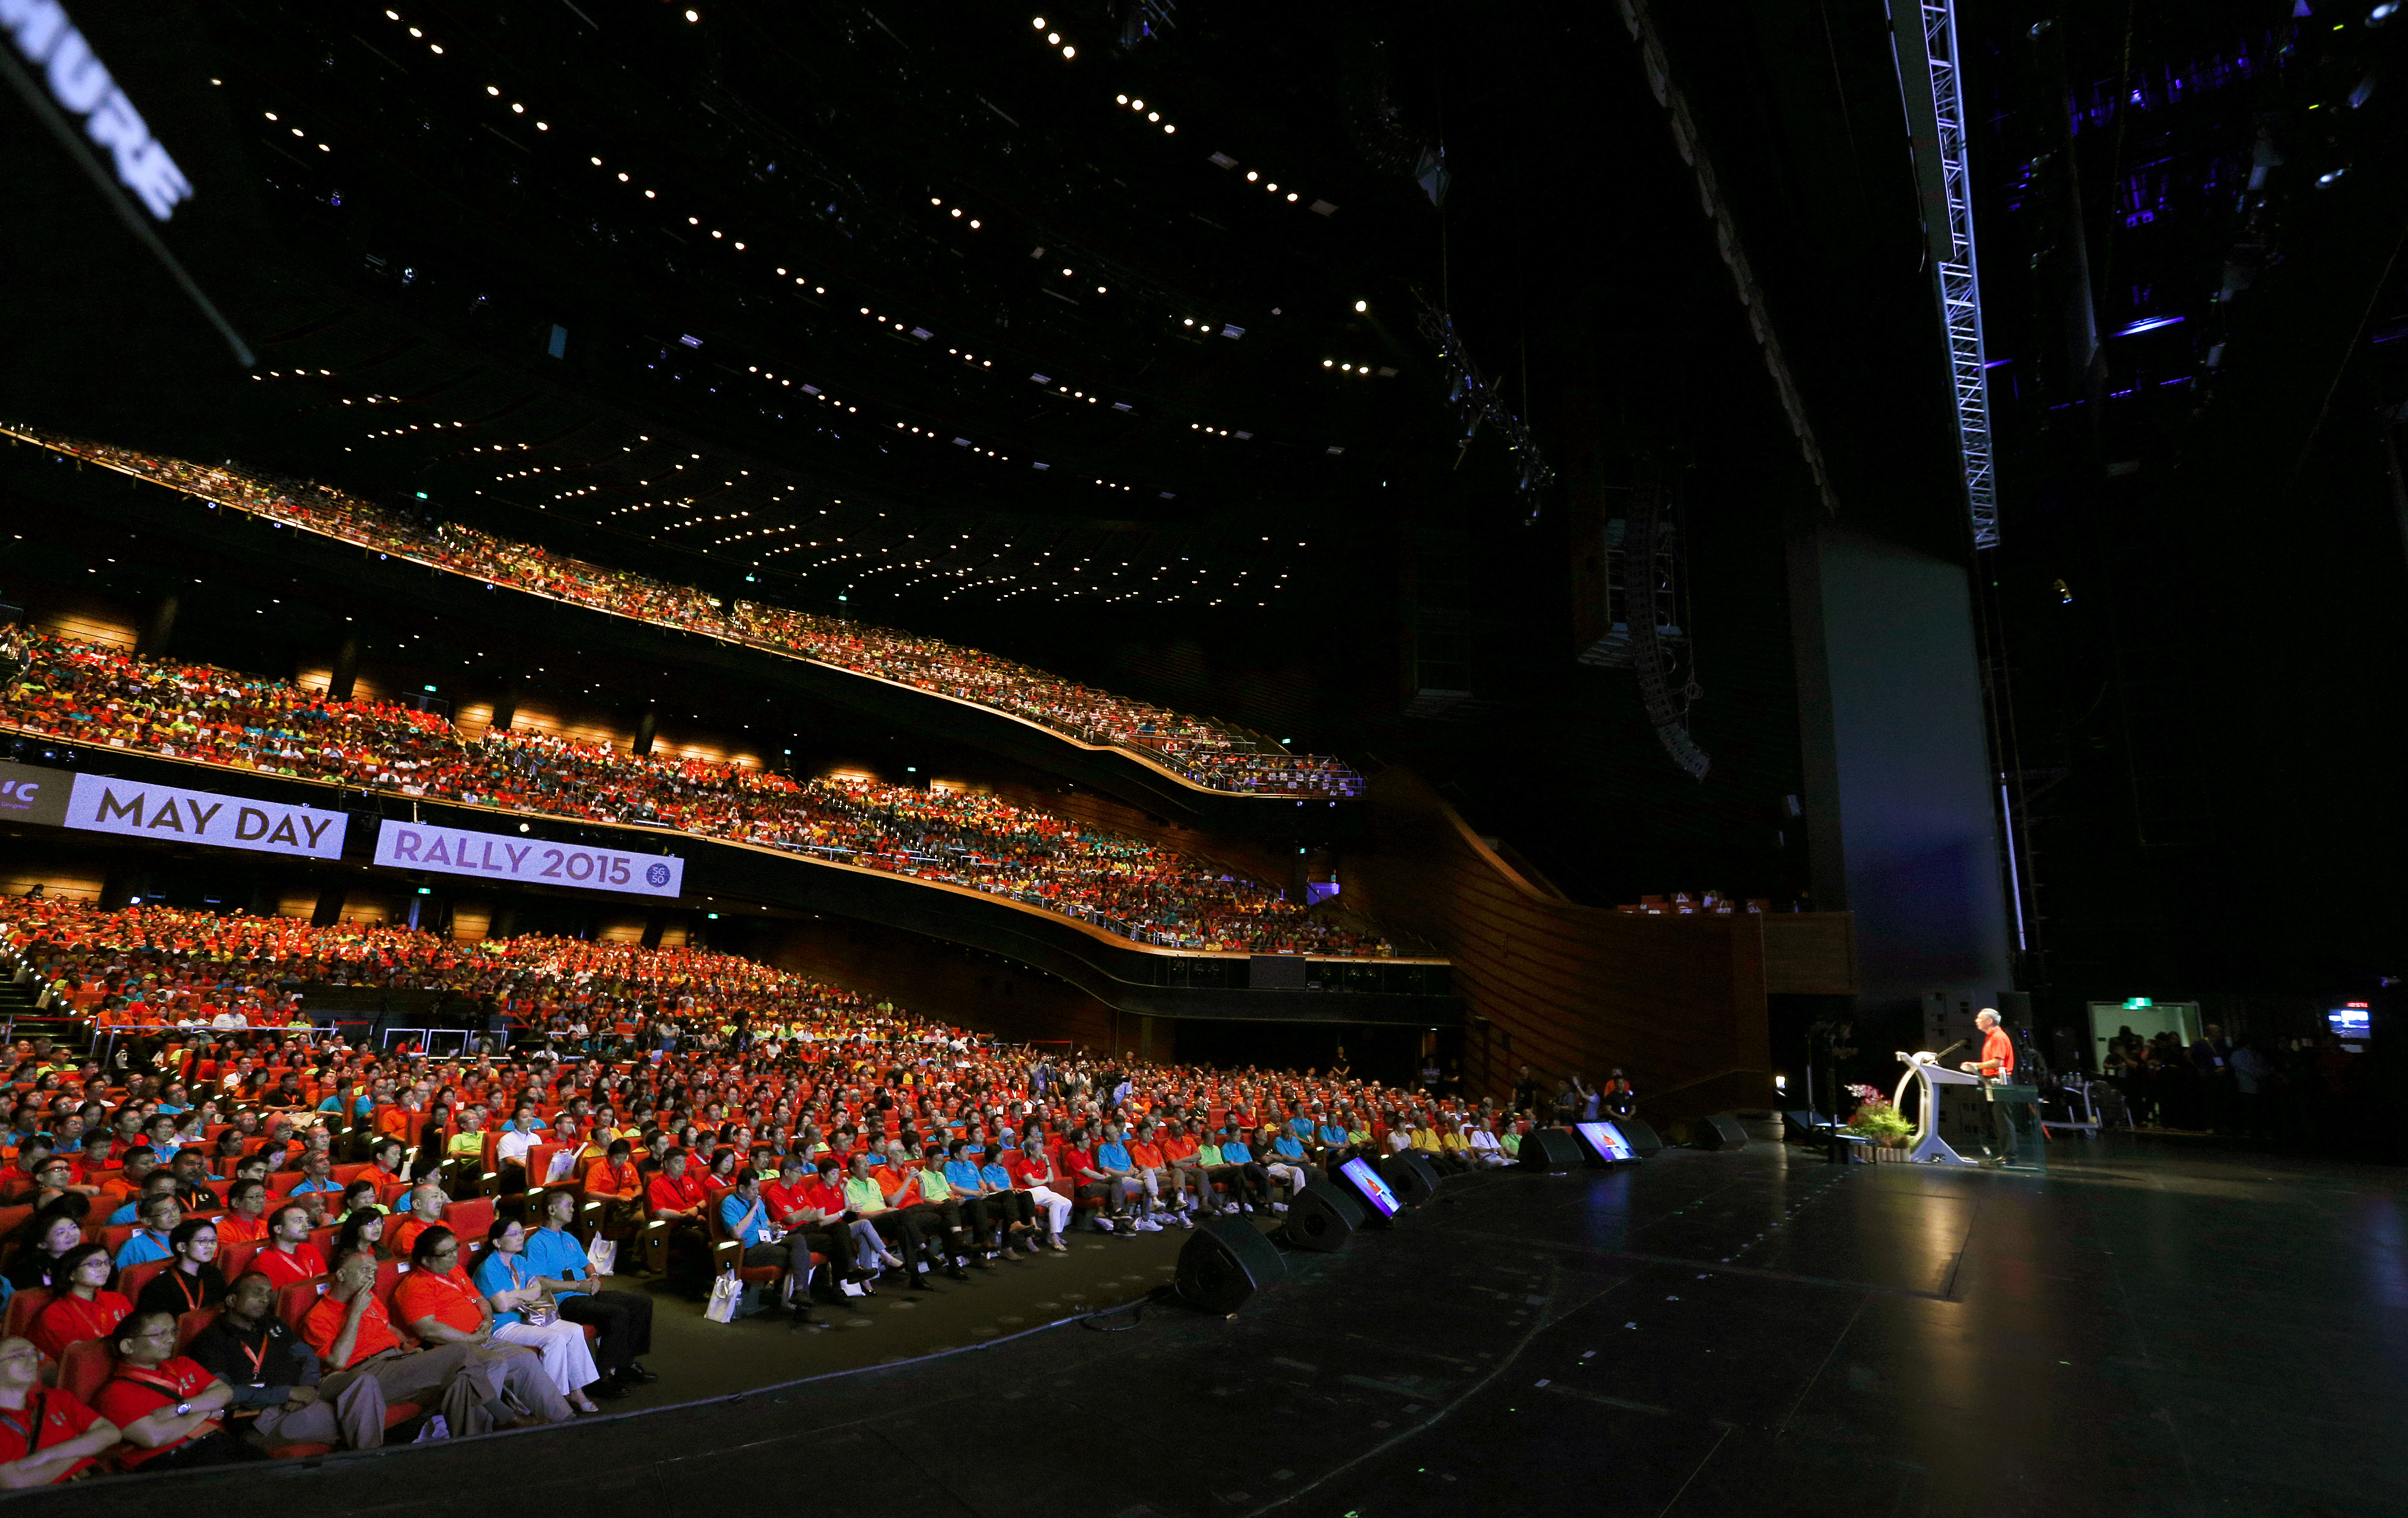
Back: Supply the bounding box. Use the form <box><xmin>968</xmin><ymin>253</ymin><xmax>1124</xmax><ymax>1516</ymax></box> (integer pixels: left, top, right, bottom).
<box><xmin>1355</xmin><ymin>300</ymin><xmax>1368</xmax><ymax>313</ymax></box>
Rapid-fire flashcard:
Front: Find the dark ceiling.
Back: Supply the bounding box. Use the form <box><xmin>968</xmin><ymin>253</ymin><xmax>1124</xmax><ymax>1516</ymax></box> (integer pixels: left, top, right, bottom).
<box><xmin>1</xmin><ymin>0</ymin><xmax>1962</xmax><ymax>910</ymax></box>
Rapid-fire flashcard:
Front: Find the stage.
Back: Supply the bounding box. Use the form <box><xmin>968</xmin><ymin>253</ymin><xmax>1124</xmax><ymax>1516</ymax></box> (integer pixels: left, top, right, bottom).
<box><xmin>22</xmin><ymin>1124</ymin><xmax>2407</xmax><ymax>1517</ymax></box>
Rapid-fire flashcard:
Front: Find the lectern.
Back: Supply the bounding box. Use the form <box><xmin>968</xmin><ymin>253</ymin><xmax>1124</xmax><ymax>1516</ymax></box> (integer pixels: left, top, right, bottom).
<box><xmin>1892</xmin><ymin>1052</ymin><xmax>2036</xmax><ymax>1166</ymax></box>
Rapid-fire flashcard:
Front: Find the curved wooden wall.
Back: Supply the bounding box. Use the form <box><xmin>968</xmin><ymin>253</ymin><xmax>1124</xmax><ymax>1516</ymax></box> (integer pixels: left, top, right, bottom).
<box><xmin>1346</xmin><ymin>768</ymin><xmax>1811</xmax><ymax>1120</ymax></box>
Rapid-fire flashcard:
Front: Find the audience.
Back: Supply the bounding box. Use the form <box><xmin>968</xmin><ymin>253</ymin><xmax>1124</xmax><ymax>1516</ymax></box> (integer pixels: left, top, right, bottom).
<box><xmin>7</xmin><ymin>426</ymin><xmax>1362</xmax><ymax>799</ymax></box>
<box><xmin>1</xmin><ymin>626</ymin><xmax>1391</xmax><ymax>957</ymax></box>
<box><xmin>0</xmin><ymin>890</ymin><xmax>1553</xmax><ymax>1478</ymax></box>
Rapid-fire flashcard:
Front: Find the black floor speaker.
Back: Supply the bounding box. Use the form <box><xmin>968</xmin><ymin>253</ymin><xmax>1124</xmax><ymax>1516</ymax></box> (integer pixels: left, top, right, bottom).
<box><xmin>1692</xmin><ymin>1114</ymin><xmax>1750</xmax><ymax>1150</ymax></box>
<box><xmin>1519</xmin><ymin>1128</ymin><xmax>1584</xmax><ymax>1171</ymax></box>
<box><xmin>1281</xmin><ymin>1181</ymin><xmax>1368</xmax><ymax>1251</ymax></box>
<box><xmin>1176</xmin><ymin>1215</ymin><xmax>1287</xmax><ymax>1313</ymax></box>
<box><xmin>1382</xmin><ymin>1152</ymin><xmax>1443</xmax><ymax>1207</ymax></box>
<box><xmin>1615</xmin><ymin>1117</ymin><xmax>1665</xmax><ymax>1157</ymax></box>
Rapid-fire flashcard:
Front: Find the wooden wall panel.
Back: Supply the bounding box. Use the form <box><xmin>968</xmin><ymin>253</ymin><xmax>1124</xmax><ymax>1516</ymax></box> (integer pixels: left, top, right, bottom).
<box><xmin>1346</xmin><ymin>768</ymin><xmax>1776</xmax><ymax>1120</ymax></box>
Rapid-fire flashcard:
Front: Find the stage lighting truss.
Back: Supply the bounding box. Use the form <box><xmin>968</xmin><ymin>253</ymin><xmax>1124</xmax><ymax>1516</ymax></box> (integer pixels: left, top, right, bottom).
<box><xmin>1618</xmin><ymin>477</ymin><xmax>1709</xmax><ymax>781</ymax></box>
<box><xmin>1413</xmin><ymin>298</ymin><xmax>1556</xmax><ymax>509</ymax></box>
<box><xmin>1891</xmin><ymin>0</ymin><xmax>1998</xmax><ymax>550</ymax></box>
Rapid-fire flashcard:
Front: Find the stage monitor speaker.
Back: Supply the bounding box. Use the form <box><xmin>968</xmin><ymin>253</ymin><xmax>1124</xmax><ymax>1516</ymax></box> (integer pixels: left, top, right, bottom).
<box><xmin>1568</xmin><ymin>1121</ymin><xmax>1639</xmax><ymax>1167</ymax></box>
<box><xmin>1691</xmin><ymin>1115</ymin><xmax>1749</xmax><ymax>1150</ymax></box>
<box><xmin>1281</xmin><ymin>1182</ymin><xmax>1368</xmax><ymax>1251</ymax></box>
<box><xmin>1781</xmin><ymin>1110</ymin><xmax>1832</xmax><ymax>1144</ymax></box>
<box><xmin>1383</xmin><ymin>1152</ymin><xmax>1443</xmax><ymax>1207</ymax></box>
<box><xmin>1518</xmin><ymin>1128</ymin><xmax>1584</xmax><ymax>1171</ymax></box>
<box><xmin>1330</xmin><ymin>1155</ymin><xmax>1402</xmax><ymax>1225</ymax></box>
<box><xmin>1614</xmin><ymin>1117</ymin><xmax>1665</xmax><ymax>1157</ymax></box>
<box><xmin>1176</xmin><ymin>1215</ymin><xmax>1287</xmax><ymax>1313</ymax></box>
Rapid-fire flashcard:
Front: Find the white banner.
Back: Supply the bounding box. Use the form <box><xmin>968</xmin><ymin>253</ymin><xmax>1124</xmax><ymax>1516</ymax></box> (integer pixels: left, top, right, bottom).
<box><xmin>65</xmin><ymin>774</ymin><xmax>347</xmax><ymax>858</ymax></box>
<box><xmin>373</xmin><ymin>821</ymin><xmax>685</xmax><ymax>898</ymax></box>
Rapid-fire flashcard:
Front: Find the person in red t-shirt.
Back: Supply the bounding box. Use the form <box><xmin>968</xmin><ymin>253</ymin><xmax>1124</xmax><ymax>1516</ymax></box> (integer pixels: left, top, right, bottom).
<box><xmin>91</xmin><ymin>1311</ymin><xmax>253</xmax><ymax>1471</ymax></box>
<box><xmin>1005</xmin><ymin>1145</ymin><xmax>1072</xmax><ymax>1250</ymax></box>
<box><xmin>299</xmin><ymin>1254</ymin><xmax>569</xmax><ymax>1436</ymax></box>
<box><xmin>1962</xmin><ymin>1010</ymin><xmax>2016</xmax><ymax>1080</ymax></box>
<box><xmin>251</xmin><ymin>1204</ymin><xmax>328</xmax><ymax>1289</ymax></box>
<box><xmin>29</xmin><ymin>1245</ymin><xmax>130</xmax><ymax>1361</ymax></box>
<box><xmin>0</xmin><ymin>1337</ymin><xmax>116</xmax><ymax>1488</ymax></box>
<box><xmin>645</xmin><ymin>1149</ymin><xmax>709</xmax><ymax>1223</ymax></box>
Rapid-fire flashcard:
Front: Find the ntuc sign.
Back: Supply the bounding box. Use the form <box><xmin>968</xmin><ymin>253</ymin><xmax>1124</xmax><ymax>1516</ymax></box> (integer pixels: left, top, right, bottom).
<box><xmin>0</xmin><ymin>760</ymin><xmax>70</xmax><ymax>828</ymax></box>
<box><xmin>62</xmin><ymin>774</ymin><xmax>346</xmax><ymax>858</ymax></box>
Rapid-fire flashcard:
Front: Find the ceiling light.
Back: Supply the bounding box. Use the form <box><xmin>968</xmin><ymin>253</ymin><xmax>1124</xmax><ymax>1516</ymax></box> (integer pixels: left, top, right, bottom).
<box><xmin>684</xmin><ymin>7</ymin><xmax>699</xmax><ymax>18</ymax></box>
<box><xmin>1062</xmin><ymin>44</ymin><xmax>1075</xmax><ymax>56</ymax></box>
<box><xmin>1047</xmin><ymin>30</ymin><xmax>1059</xmax><ymax>42</ymax></box>
<box><xmin>1032</xmin><ymin>15</ymin><xmax>1046</xmax><ymax>26</ymax></box>
<box><xmin>1355</xmin><ymin>300</ymin><xmax>1369</xmax><ymax>313</ymax></box>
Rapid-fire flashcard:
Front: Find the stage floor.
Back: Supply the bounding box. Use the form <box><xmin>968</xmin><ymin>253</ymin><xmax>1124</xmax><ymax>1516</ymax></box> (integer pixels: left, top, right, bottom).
<box><xmin>31</xmin><ymin>1125</ymin><xmax>2408</xmax><ymax>1518</ymax></box>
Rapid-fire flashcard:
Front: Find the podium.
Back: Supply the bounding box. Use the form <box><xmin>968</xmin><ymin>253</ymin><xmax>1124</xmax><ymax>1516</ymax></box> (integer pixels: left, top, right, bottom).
<box><xmin>1892</xmin><ymin>1054</ymin><xmax>2043</xmax><ymax>1168</ymax></box>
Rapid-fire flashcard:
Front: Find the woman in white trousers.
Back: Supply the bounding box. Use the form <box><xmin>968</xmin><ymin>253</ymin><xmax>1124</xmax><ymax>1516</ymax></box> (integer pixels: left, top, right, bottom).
<box><xmin>475</xmin><ymin>1219</ymin><xmax>604</xmax><ymax>1410</ymax></box>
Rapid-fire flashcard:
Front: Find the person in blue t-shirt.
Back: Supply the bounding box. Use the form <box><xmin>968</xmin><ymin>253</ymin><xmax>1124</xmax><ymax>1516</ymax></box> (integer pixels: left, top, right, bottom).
<box><xmin>113</xmin><ymin>1194</ymin><xmax>179</xmax><ymax>1270</ymax></box>
<box><xmin>520</xmin><ymin>1188</ymin><xmax>653</xmax><ymax>1396</ymax></box>
<box><xmin>1264</xmin><ymin>1127</ymin><xmax>1321</xmax><ymax>1206</ymax></box>
<box><xmin>974</xmin><ymin>1144</ymin><xmax>1039</xmax><ymax>1256</ymax></box>
<box><xmin>718</xmin><ymin>1170</ymin><xmax>811</xmax><ymax>1320</ymax></box>
<box><xmin>1215</xmin><ymin>1130</ymin><xmax>1267</xmax><ymax>1211</ymax></box>
<box><xmin>1094</xmin><ymin>1125</ymin><xmax>1154</xmax><ymax>1229</ymax></box>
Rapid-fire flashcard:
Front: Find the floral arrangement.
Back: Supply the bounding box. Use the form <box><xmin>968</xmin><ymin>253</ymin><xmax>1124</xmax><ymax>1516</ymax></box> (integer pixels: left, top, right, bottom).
<box><xmin>1843</xmin><ymin>1083</ymin><xmax>1914</xmax><ymax>1139</ymax></box>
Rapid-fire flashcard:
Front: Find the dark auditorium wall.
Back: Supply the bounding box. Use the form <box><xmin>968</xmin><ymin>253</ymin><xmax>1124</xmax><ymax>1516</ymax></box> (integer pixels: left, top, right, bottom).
<box><xmin>1345</xmin><ymin>767</ymin><xmax>1775</xmax><ymax>1119</ymax></box>
<box><xmin>765</xmin><ymin>916</ymin><xmax>1165</xmax><ymax>1062</ymax></box>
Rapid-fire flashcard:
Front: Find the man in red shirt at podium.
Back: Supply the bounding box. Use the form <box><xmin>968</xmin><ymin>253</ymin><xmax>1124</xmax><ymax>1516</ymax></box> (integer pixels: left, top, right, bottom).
<box><xmin>1960</xmin><ymin>1009</ymin><xmax>2014</xmax><ymax>1081</ymax></box>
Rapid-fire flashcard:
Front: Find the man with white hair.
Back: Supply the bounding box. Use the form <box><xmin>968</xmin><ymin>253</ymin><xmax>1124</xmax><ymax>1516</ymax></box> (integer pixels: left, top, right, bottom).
<box><xmin>1959</xmin><ymin>1009</ymin><xmax>2014</xmax><ymax>1081</ymax></box>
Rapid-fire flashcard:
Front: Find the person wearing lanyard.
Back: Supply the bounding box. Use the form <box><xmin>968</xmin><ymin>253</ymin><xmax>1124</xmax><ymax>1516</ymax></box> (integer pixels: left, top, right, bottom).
<box><xmin>114</xmin><ymin>1193</ymin><xmax>180</xmax><ymax>1271</ymax></box>
<box><xmin>717</xmin><ymin>1170</ymin><xmax>815</xmax><ymax>1320</ymax></box>
<box><xmin>133</xmin><ymin>1218</ymin><xmax>225</xmax><ymax>1319</ymax></box>
<box><xmin>522</xmin><ymin>1187</ymin><xmax>656</xmax><ymax>1395</ymax></box>
<box><xmin>299</xmin><ymin>1251</ymin><xmax>571</xmax><ymax>1437</ymax></box>
<box><xmin>395</xmin><ymin>1227</ymin><xmax>602</xmax><ymax>1415</ymax></box>
<box><xmin>89</xmin><ymin>1310</ymin><xmax>255</xmax><ymax>1471</ymax></box>
<box><xmin>0</xmin><ymin>1336</ymin><xmax>117</xmax><ymax>1487</ymax></box>
<box><xmin>467</xmin><ymin>1220</ymin><xmax>611</xmax><ymax>1404</ymax></box>
<box><xmin>191</xmin><ymin>1272</ymin><xmax>365</xmax><ymax>1450</ymax></box>
<box><xmin>31</xmin><ymin>1243</ymin><xmax>130</xmax><ymax>1361</ymax></box>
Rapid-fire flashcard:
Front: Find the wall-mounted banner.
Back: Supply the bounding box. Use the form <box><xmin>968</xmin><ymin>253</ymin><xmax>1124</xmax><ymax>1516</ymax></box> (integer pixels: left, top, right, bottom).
<box><xmin>374</xmin><ymin>821</ymin><xmax>686</xmax><ymax>898</ymax></box>
<box><xmin>0</xmin><ymin>761</ymin><xmax>72</xmax><ymax>828</ymax></box>
<box><xmin>64</xmin><ymin>773</ymin><xmax>346</xmax><ymax>857</ymax></box>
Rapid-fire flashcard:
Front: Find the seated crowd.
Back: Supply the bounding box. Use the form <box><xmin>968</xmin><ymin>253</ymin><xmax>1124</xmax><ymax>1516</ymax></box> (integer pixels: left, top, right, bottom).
<box><xmin>0</xmin><ymin>894</ymin><xmax>1536</xmax><ymax>1479</ymax></box>
<box><xmin>0</xmin><ymin>626</ymin><xmax>1393</xmax><ymax>957</ymax></box>
<box><xmin>7</xmin><ymin>426</ymin><xmax>1361</xmax><ymax>799</ymax></box>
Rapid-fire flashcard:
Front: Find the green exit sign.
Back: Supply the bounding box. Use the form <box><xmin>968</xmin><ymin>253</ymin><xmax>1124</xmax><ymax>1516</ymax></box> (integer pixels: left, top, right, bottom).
<box><xmin>2124</xmin><ymin>997</ymin><xmax>2154</xmax><ymax>1009</ymax></box>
